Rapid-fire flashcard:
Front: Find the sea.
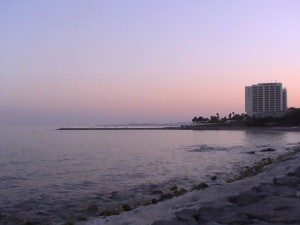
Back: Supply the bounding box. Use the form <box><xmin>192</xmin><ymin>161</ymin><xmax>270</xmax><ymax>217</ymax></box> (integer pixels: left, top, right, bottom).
<box><xmin>0</xmin><ymin>126</ymin><xmax>300</xmax><ymax>225</ymax></box>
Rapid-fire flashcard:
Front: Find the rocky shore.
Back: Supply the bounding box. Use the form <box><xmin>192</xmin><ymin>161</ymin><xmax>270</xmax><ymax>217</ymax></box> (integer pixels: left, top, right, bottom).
<box><xmin>82</xmin><ymin>146</ymin><xmax>300</xmax><ymax>225</ymax></box>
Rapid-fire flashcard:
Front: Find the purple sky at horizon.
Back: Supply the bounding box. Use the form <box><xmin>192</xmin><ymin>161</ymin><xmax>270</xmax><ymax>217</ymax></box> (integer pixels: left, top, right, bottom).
<box><xmin>1</xmin><ymin>0</ymin><xmax>300</xmax><ymax>126</ymax></box>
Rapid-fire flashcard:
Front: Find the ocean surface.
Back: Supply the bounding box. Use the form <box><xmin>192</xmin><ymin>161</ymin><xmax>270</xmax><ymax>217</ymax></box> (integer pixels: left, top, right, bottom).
<box><xmin>0</xmin><ymin>127</ymin><xmax>300</xmax><ymax>225</ymax></box>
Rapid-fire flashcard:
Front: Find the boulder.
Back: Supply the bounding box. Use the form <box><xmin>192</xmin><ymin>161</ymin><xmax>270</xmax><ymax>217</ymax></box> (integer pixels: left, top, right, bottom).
<box><xmin>174</xmin><ymin>188</ymin><xmax>188</xmax><ymax>197</ymax></box>
<box><xmin>228</xmin><ymin>190</ymin><xmax>264</xmax><ymax>206</ymax></box>
<box><xmin>122</xmin><ymin>204</ymin><xmax>132</xmax><ymax>212</ymax></box>
<box><xmin>211</xmin><ymin>176</ymin><xmax>217</xmax><ymax>181</ymax></box>
<box><xmin>62</xmin><ymin>221</ymin><xmax>74</xmax><ymax>225</ymax></box>
<box><xmin>86</xmin><ymin>204</ymin><xmax>98</xmax><ymax>214</ymax></box>
<box><xmin>151</xmin><ymin>198</ymin><xmax>158</xmax><ymax>204</ymax></box>
<box><xmin>159</xmin><ymin>193</ymin><xmax>173</xmax><ymax>201</ymax></box>
<box><xmin>238</xmin><ymin>196</ymin><xmax>300</xmax><ymax>224</ymax></box>
<box><xmin>197</xmin><ymin>206</ymin><xmax>221</xmax><ymax>223</ymax></box>
<box><xmin>246</xmin><ymin>151</ymin><xmax>256</xmax><ymax>154</ymax></box>
<box><xmin>75</xmin><ymin>214</ymin><xmax>87</xmax><ymax>221</ymax></box>
<box><xmin>152</xmin><ymin>219</ymin><xmax>196</xmax><ymax>225</ymax></box>
<box><xmin>273</xmin><ymin>176</ymin><xmax>300</xmax><ymax>188</ymax></box>
<box><xmin>23</xmin><ymin>221</ymin><xmax>35</xmax><ymax>225</ymax></box>
<box><xmin>151</xmin><ymin>190</ymin><xmax>163</xmax><ymax>195</ymax></box>
<box><xmin>175</xmin><ymin>208</ymin><xmax>198</xmax><ymax>222</ymax></box>
<box><xmin>100</xmin><ymin>208</ymin><xmax>119</xmax><ymax>216</ymax></box>
<box><xmin>294</xmin><ymin>166</ymin><xmax>300</xmax><ymax>177</ymax></box>
<box><xmin>170</xmin><ymin>185</ymin><xmax>178</xmax><ymax>191</ymax></box>
<box><xmin>192</xmin><ymin>183</ymin><xmax>209</xmax><ymax>191</ymax></box>
<box><xmin>254</xmin><ymin>182</ymin><xmax>297</xmax><ymax>198</ymax></box>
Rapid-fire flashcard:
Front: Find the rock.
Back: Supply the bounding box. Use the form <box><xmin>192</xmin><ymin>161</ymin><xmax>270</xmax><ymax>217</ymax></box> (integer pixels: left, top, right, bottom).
<box><xmin>273</xmin><ymin>176</ymin><xmax>300</xmax><ymax>188</ymax></box>
<box><xmin>273</xmin><ymin>205</ymin><xmax>293</xmax><ymax>211</ymax></box>
<box><xmin>175</xmin><ymin>208</ymin><xmax>198</xmax><ymax>222</ymax></box>
<box><xmin>192</xmin><ymin>183</ymin><xmax>209</xmax><ymax>191</ymax></box>
<box><xmin>201</xmin><ymin>222</ymin><xmax>223</xmax><ymax>225</ymax></box>
<box><xmin>197</xmin><ymin>206</ymin><xmax>222</xmax><ymax>223</ymax></box>
<box><xmin>152</xmin><ymin>218</ymin><xmax>196</xmax><ymax>225</ymax></box>
<box><xmin>211</xmin><ymin>176</ymin><xmax>217</xmax><ymax>181</ymax></box>
<box><xmin>152</xmin><ymin>220</ymin><xmax>174</xmax><ymax>225</ymax></box>
<box><xmin>262</xmin><ymin>157</ymin><xmax>272</xmax><ymax>162</ymax></box>
<box><xmin>249</xmin><ymin>219</ymin><xmax>269</xmax><ymax>224</ymax></box>
<box><xmin>86</xmin><ymin>204</ymin><xmax>98</xmax><ymax>214</ymax></box>
<box><xmin>75</xmin><ymin>214</ymin><xmax>87</xmax><ymax>221</ymax></box>
<box><xmin>23</xmin><ymin>221</ymin><xmax>35</xmax><ymax>225</ymax></box>
<box><xmin>261</xmin><ymin>148</ymin><xmax>276</xmax><ymax>152</ymax></box>
<box><xmin>151</xmin><ymin>198</ymin><xmax>158</xmax><ymax>204</ymax></box>
<box><xmin>294</xmin><ymin>166</ymin><xmax>300</xmax><ymax>177</ymax></box>
<box><xmin>239</xmin><ymin>196</ymin><xmax>300</xmax><ymax>224</ymax></box>
<box><xmin>198</xmin><ymin>205</ymin><xmax>249</xmax><ymax>224</ymax></box>
<box><xmin>151</xmin><ymin>190</ymin><xmax>163</xmax><ymax>195</ymax></box>
<box><xmin>109</xmin><ymin>191</ymin><xmax>119</xmax><ymax>199</ymax></box>
<box><xmin>100</xmin><ymin>208</ymin><xmax>119</xmax><ymax>216</ymax></box>
<box><xmin>170</xmin><ymin>185</ymin><xmax>178</xmax><ymax>191</ymax></box>
<box><xmin>63</xmin><ymin>221</ymin><xmax>74</xmax><ymax>225</ymax></box>
<box><xmin>296</xmin><ymin>191</ymin><xmax>300</xmax><ymax>198</ymax></box>
<box><xmin>137</xmin><ymin>198</ymin><xmax>151</xmax><ymax>206</ymax></box>
<box><xmin>228</xmin><ymin>190</ymin><xmax>263</xmax><ymax>206</ymax></box>
<box><xmin>253</xmin><ymin>182</ymin><xmax>296</xmax><ymax>198</ymax></box>
<box><xmin>159</xmin><ymin>193</ymin><xmax>173</xmax><ymax>201</ymax></box>
<box><xmin>143</xmin><ymin>202</ymin><xmax>151</xmax><ymax>206</ymax></box>
<box><xmin>246</xmin><ymin>151</ymin><xmax>256</xmax><ymax>154</ymax></box>
<box><xmin>122</xmin><ymin>204</ymin><xmax>132</xmax><ymax>211</ymax></box>
<box><xmin>174</xmin><ymin>188</ymin><xmax>188</xmax><ymax>197</ymax></box>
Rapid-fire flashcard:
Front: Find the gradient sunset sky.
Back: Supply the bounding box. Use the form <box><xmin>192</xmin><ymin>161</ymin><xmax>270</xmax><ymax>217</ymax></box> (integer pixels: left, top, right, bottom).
<box><xmin>1</xmin><ymin>0</ymin><xmax>300</xmax><ymax>126</ymax></box>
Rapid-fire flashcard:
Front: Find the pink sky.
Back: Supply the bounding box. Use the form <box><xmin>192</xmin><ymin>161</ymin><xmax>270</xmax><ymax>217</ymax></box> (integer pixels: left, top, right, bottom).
<box><xmin>1</xmin><ymin>1</ymin><xmax>299</xmax><ymax>126</ymax></box>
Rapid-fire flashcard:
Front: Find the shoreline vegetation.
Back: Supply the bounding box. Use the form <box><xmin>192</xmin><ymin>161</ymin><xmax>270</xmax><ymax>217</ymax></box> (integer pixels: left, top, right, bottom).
<box><xmin>76</xmin><ymin>145</ymin><xmax>300</xmax><ymax>225</ymax></box>
<box><xmin>58</xmin><ymin>108</ymin><xmax>300</xmax><ymax>131</ymax></box>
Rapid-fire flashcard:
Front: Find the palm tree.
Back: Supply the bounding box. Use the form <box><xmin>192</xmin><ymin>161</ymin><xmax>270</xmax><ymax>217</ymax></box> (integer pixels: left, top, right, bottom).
<box><xmin>192</xmin><ymin>117</ymin><xmax>198</xmax><ymax>123</ymax></box>
<box><xmin>198</xmin><ymin>116</ymin><xmax>204</xmax><ymax>122</ymax></box>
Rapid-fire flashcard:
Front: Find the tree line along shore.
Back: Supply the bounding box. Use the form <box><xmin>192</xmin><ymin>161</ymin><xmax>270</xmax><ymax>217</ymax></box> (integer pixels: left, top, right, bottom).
<box><xmin>190</xmin><ymin>108</ymin><xmax>300</xmax><ymax>128</ymax></box>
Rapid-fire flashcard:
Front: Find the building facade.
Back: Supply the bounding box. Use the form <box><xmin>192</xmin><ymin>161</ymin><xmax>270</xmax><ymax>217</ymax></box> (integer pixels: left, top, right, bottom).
<box><xmin>245</xmin><ymin>82</ymin><xmax>287</xmax><ymax>117</ymax></box>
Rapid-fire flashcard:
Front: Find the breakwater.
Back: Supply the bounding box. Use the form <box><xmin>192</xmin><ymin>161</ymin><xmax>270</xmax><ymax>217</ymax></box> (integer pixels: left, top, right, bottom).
<box><xmin>57</xmin><ymin>127</ymin><xmax>173</xmax><ymax>130</ymax></box>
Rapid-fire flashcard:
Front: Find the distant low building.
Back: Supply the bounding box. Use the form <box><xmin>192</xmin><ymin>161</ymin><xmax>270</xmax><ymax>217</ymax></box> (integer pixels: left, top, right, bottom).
<box><xmin>245</xmin><ymin>82</ymin><xmax>287</xmax><ymax>117</ymax></box>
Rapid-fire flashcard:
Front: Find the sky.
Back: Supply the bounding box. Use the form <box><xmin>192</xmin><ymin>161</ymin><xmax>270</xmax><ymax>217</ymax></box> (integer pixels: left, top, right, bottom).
<box><xmin>1</xmin><ymin>0</ymin><xmax>300</xmax><ymax>126</ymax></box>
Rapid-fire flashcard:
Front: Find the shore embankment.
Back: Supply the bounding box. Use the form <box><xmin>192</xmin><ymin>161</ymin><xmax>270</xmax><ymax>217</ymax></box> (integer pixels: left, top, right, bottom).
<box><xmin>82</xmin><ymin>146</ymin><xmax>300</xmax><ymax>225</ymax></box>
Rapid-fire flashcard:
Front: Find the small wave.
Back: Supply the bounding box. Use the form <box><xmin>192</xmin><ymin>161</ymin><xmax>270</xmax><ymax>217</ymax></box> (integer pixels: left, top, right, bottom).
<box><xmin>185</xmin><ymin>145</ymin><xmax>228</xmax><ymax>152</ymax></box>
<box><xmin>186</xmin><ymin>145</ymin><xmax>234</xmax><ymax>152</ymax></box>
<box><xmin>57</xmin><ymin>158</ymin><xmax>70</xmax><ymax>163</ymax></box>
<box><xmin>0</xmin><ymin>175</ymin><xmax>29</xmax><ymax>182</ymax></box>
<box><xmin>256</xmin><ymin>145</ymin><xmax>270</xmax><ymax>148</ymax></box>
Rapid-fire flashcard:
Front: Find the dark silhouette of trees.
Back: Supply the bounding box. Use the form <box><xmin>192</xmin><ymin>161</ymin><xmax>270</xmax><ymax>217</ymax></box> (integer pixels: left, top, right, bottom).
<box><xmin>192</xmin><ymin>108</ymin><xmax>300</xmax><ymax>127</ymax></box>
<box><xmin>192</xmin><ymin>112</ymin><xmax>248</xmax><ymax>124</ymax></box>
<box><xmin>192</xmin><ymin>117</ymin><xmax>198</xmax><ymax>123</ymax></box>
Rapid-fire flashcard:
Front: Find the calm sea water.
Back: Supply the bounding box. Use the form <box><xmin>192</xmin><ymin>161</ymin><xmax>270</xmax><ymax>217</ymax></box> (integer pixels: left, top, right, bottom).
<box><xmin>0</xmin><ymin>127</ymin><xmax>299</xmax><ymax>224</ymax></box>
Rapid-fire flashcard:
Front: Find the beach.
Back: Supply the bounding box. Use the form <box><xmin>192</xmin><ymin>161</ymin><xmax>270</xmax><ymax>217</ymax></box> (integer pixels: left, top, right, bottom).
<box><xmin>82</xmin><ymin>146</ymin><xmax>300</xmax><ymax>225</ymax></box>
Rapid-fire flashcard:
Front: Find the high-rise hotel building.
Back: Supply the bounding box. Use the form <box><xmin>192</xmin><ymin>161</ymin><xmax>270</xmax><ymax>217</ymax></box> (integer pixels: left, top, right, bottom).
<box><xmin>245</xmin><ymin>82</ymin><xmax>287</xmax><ymax>117</ymax></box>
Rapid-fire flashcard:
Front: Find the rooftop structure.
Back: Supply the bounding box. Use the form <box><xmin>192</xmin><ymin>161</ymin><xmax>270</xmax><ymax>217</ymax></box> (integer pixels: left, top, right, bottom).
<box><xmin>245</xmin><ymin>82</ymin><xmax>287</xmax><ymax>117</ymax></box>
